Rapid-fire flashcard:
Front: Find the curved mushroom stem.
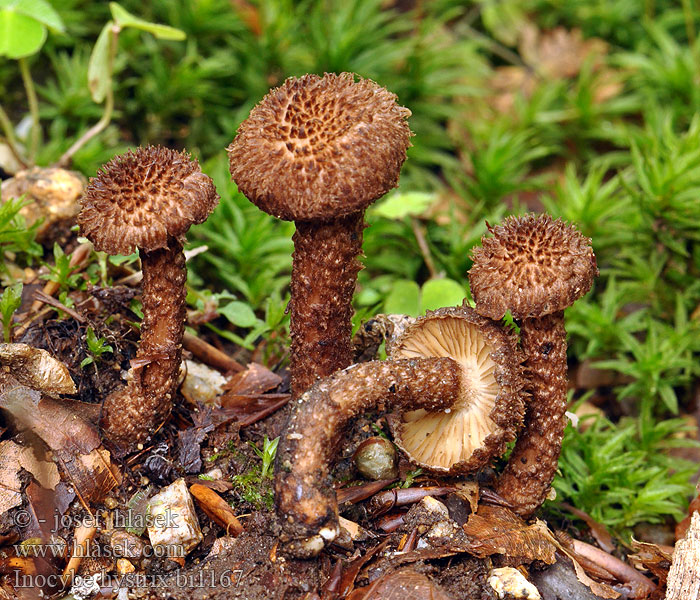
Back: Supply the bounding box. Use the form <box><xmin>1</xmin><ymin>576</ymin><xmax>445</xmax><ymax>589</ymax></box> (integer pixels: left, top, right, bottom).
<box><xmin>288</xmin><ymin>212</ymin><xmax>365</xmax><ymax>398</ymax></box>
<box><xmin>100</xmin><ymin>238</ymin><xmax>186</xmax><ymax>453</ymax></box>
<box><xmin>495</xmin><ymin>312</ymin><xmax>567</xmax><ymax>516</ymax></box>
<box><xmin>275</xmin><ymin>357</ymin><xmax>463</xmax><ymax>557</ymax></box>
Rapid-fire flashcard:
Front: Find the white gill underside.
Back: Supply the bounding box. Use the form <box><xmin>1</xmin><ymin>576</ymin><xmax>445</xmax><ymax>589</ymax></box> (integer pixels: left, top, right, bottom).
<box><xmin>395</xmin><ymin>317</ymin><xmax>500</xmax><ymax>469</ymax></box>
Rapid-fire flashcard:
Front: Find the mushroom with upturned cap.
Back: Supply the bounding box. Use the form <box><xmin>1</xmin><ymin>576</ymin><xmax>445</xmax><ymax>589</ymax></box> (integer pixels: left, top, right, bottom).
<box><xmin>468</xmin><ymin>213</ymin><xmax>597</xmax><ymax>516</ymax></box>
<box><xmin>274</xmin><ymin>356</ymin><xmax>464</xmax><ymax>557</ymax></box>
<box><xmin>78</xmin><ymin>146</ymin><xmax>218</xmax><ymax>453</ymax></box>
<box><xmin>387</xmin><ymin>305</ymin><xmax>526</xmax><ymax>474</ymax></box>
<box><xmin>228</xmin><ymin>72</ymin><xmax>412</xmax><ymax>398</ymax></box>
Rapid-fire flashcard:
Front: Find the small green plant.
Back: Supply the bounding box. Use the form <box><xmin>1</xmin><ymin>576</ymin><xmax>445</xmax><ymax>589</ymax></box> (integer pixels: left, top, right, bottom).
<box><xmin>0</xmin><ymin>1</ymin><xmax>184</xmax><ymax>169</ymax></box>
<box><xmin>553</xmin><ymin>412</ymin><xmax>698</xmax><ymax>539</ymax></box>
<box><xmin>229</xmin><ymin>436</ymin><xmax>279</xmax><ymax>510</ymax></box>
<box><xmin>0</xmin><ymin>196</ymin><xmax>42</xmax><ymax>277</ymax></box>
<box><xmin>249</xmin><ymin>435</ymin><xmax>279</xmax><ymax>479</ymax></box>
<box><xmin>80</xmin><ymin>326</ymin><xmax>113</xmax><ymax>368</ymax></box>
<box><xmin>0</xmin><ymin>282</ymin><xmax>22</xmax><ymax>342</ymax></box>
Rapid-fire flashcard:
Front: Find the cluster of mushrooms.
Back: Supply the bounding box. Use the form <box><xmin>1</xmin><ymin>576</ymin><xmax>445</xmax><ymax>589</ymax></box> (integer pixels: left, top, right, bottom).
<box><xmin>77</xmin><ymin>73</ymin><xmax>597</xmax><ymax>558</ymax></box>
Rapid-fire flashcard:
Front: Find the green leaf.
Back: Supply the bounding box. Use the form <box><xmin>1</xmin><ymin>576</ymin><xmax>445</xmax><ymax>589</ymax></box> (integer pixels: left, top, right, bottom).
<box><xmin>0</xmin><ymin>0</ymin><xmax>64</xmax><ymax>32</ymax></box>
<box><xmin>420</xmin><ymin>278</ymin><xmax>466</xmax><ymax>313</ymax></box>
<box><xmin>0</xmin><ymin>282</ymin><xmax>22</xmax><ymax>343</ymax></box>
<box><xmin>0</xmin><ymin>10</ymin><xmax>46</xmax><ymax>58</ymax></box>
<box><xmin>109</xmin><ymin>2</ymin><xmax>185</xmax><ymax>40</ymax></box>
<box><xmin>373</xmin><ymin>191</ymin><xmax>437</xmax><ymax>220</ymax></box>
<box><xmin>219</xmin><ymin>301</ymin><xmax>257</xmax><ymax>328</ymax></box>
<box><xmin>88</xmin><ymin>22</ymin><xmax>113</xmax><ymax>103</ymax></box>
<box><xmin>383</xmin><ymin>279</ymin><xmax>420</xmax><ymax>316</ymax></box>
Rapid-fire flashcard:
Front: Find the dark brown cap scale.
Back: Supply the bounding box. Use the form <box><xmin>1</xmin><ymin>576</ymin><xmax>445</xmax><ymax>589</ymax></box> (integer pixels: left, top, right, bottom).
<box><xmin>228</xmin><ymin>72</ymin><xmax>412</xmax><ymax>222</ymax></box>
<box><xmin>79</xmin><ymin>146</ymin><xmax>218</xmax><ymax>256</ymax></box>
<box><xmin>468</xmin><ymin>213</ymin><xmax>597</xmax><ymax>517</ymax></box>
<box><xmin>387</xmin><ymin>306</ymin><xmax>525</xmax><ymax>475</ymax></box>
<box><xmin>79</xmin><ymin>146</ymin><xmax>218</xmax><ymax>453</ymax></box>
<box><xmin>469</xmin><ymin>214</ymin><xmax>597</xmax><ymax>321</ymax></box>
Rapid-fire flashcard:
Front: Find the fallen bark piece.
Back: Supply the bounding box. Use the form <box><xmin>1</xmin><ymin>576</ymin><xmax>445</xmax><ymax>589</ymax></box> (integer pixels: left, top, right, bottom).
<box><xmin>665</xmin><ymin>511</ymin><xmax>700</xmax><ymax>600</ymax></box>
<box><xmin>147</xmin><ymin>478</ymin><xmax>203</xmax><ymax>556</ymax></box>
<box><xmin>189</xmin><ymin>483</ymin><xmax>243</xmax><ymax>536</ymax></box>
<box><xmin>0</xmin><ymin>441</ymin><xmax>24</xmax><ymax>514</ymax></box>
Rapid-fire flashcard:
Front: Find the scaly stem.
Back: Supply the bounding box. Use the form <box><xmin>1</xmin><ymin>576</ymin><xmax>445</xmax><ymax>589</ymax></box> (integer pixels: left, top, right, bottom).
<box><xmin>100</xmin><ymin>238</ymin><xmax>186</xmax><ymax>453</ymax></box>
<box><xmin>496</xmin><ymin>312</ymin><xmax>568</xmax><ymax>517</ymax></box>
<box><xmin>58</xmin><ymin>25</ymin><xmax>119</xmax><ymax>167</ymax></box>
<box><xmin>18</xmin><ymin>58</ymin><xmax>39</xmax><ymax>166</ymax></box>
<box><xmin>288</xmin><ymin>212</ymin><xmax>365</xmax><ymax>398</ymax></box>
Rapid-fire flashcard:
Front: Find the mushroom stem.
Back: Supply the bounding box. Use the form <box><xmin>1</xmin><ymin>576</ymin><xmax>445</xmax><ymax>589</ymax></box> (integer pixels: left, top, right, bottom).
<box><xmin>288</xmin><ymin>212</ymin><xmax>365</xmax><ymax>397</ymax></box>
<box><xmin>496</xmin><ymin>312</ymin><xmax>567</xmax><ymax>516</ymax></box>
<box><xmin>275</xmin><ymin>357</ymin><xmax>463</xmax><ymax>557</ymax></box>
<box><xmin>100</xmin><ymin>238</ymin><xmax>186</xmax><ymax>451</ymax></box>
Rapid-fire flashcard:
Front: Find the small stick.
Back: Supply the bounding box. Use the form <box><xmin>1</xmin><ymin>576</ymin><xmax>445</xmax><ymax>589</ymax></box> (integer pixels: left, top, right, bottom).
<box><xmin>189</xmin><ymin>483</ymin><xmax>243</xmax><ymax>536</ymax></box>
<box><xmin>32</xmin><ymin>290</ymin><xmax>86</xmax><ymax>324</ymax></box>
<box><xmin>182</xmin><ymin>332</ymin><xmax>244</xmax><ymax>373</ymax></box>
<box><xmin>570</xmin><ymin>539</ymin><xmax>656</xmax><ymax>598</ymax></box>
<box><xmin>62</xmin><ymin>522</ymin><xmax>98</xmax><ymax>587</ymax></box>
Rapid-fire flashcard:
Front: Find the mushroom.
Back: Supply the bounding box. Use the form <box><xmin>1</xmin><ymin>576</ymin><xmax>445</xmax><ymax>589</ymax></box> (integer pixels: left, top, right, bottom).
<box><xmin>468</xmin><ymin>214</ymin><xmax>597</xmax><ymax>516</ymax></box>
<box><xmin>275</xmin><ymin>356</ymin><xmax>463</xmax><ymax>558</ymax></box>
<box><xmin>387</xmin><ymin>306</ymin><xmax>525</xmax><ymax>474</ymax></box>
<box><xmin>227</xmin><ymin>72</ymin><xmax>412</xmax><ymax>397</ymax></box>
<box><xmin>78</xmin><ymin>146</ymin><xmax>218</xmax><ymax>453</ymax></box>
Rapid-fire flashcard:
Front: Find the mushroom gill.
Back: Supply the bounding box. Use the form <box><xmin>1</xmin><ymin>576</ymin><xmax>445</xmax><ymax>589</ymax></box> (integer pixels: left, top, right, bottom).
<box><xmin>389</xmin><ymin>306</ymin><xmax>525</xmax><ymax>474</ymax></box>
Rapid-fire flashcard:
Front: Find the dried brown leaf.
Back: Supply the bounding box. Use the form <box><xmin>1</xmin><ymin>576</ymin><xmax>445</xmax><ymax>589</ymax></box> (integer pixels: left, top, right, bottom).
<box><xmin>0</xmin><ymin>344</ymin><xmax>75</xmax><ymax>397</ymax></box>
<box><xmin>223</xmin><ymin>362</ymin><xmax>282</xmax><ymax>396</ymax></box>
<box><xmin>19</xmin><ymin>446</ymin><xmax>60</xmax><ymax>490</ymax></box>
<box><xmin>629</xmin><ymin>539</ymin><xmax>673</xmax><ymax>586</ymax></box>
<box><xmin>189</xmin><ymin>483</ymin><xmax>243</xmax><ymax>536</ymax></box>
<box><xmin>462</xmin><ymin>504</ymin><xmax>557</xmax><ymax>564</ymax></box>
<box><xmin>347</xmin><ymin>568</ymin><xmax>453</xmax><ymax>600</ymax></box>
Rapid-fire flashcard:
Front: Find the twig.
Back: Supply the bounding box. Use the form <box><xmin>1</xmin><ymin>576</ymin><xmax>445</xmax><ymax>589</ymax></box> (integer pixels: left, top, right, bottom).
<box><xmin>57</xmin><ymin>24</ymin><xmax>120</xmax><ymax>167</ymax></box>
<box><xmin>0</xmin><ymin>105</ymin><xmax>28</xmax><ymax>169</ymax></box>
<box><xmin>411</xmin><ymin>217</ymin><xmax>438</xmax><ymax>279</ymax></box>
<box><xmin>32</xmin><ymin>290</ymin><xmax>86</xmax><ymax>323</ymax></box>
<box><xmin>18</xmin><ymin>58</ymin><xmax>40</xmax><ymax>165</ymax></box>
<box><xmin>29</xmin><ymin>242</ymin><xmax>92</xmax><ymax>314</ymax></box>
<box><xmin>182</xmin><ymin>332</ymin><xmax>244</xmax><ymax>373</ymax></box>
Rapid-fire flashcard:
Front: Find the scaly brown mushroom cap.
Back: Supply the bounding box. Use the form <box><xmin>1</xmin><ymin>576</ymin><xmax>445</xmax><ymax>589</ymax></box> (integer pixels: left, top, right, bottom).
<box><xmin>79</xmin><ymin>146</ymin><xmax>218</xmax><ymax>255</ymax></box>
<box><xmin>388</xmin><ymin>306</ymin><xmax>525</xmax><ymax>474</ymax></box>
<box><xmin>227</xmin><ymin>72</ymin><xmax>412</xmax><ymax>222</ymax></box>
<box><xmin>468</xmin><ymin>214</ymin><xmax>597</xmax><ymax>320</ymax></box>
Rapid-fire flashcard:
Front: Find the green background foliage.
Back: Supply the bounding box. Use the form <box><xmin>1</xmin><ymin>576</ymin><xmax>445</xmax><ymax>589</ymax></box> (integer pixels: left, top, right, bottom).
<box><xmin>2</xmin><ymin>0</ymin><xmax>700</xmax><ymax>539</ymax></box>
